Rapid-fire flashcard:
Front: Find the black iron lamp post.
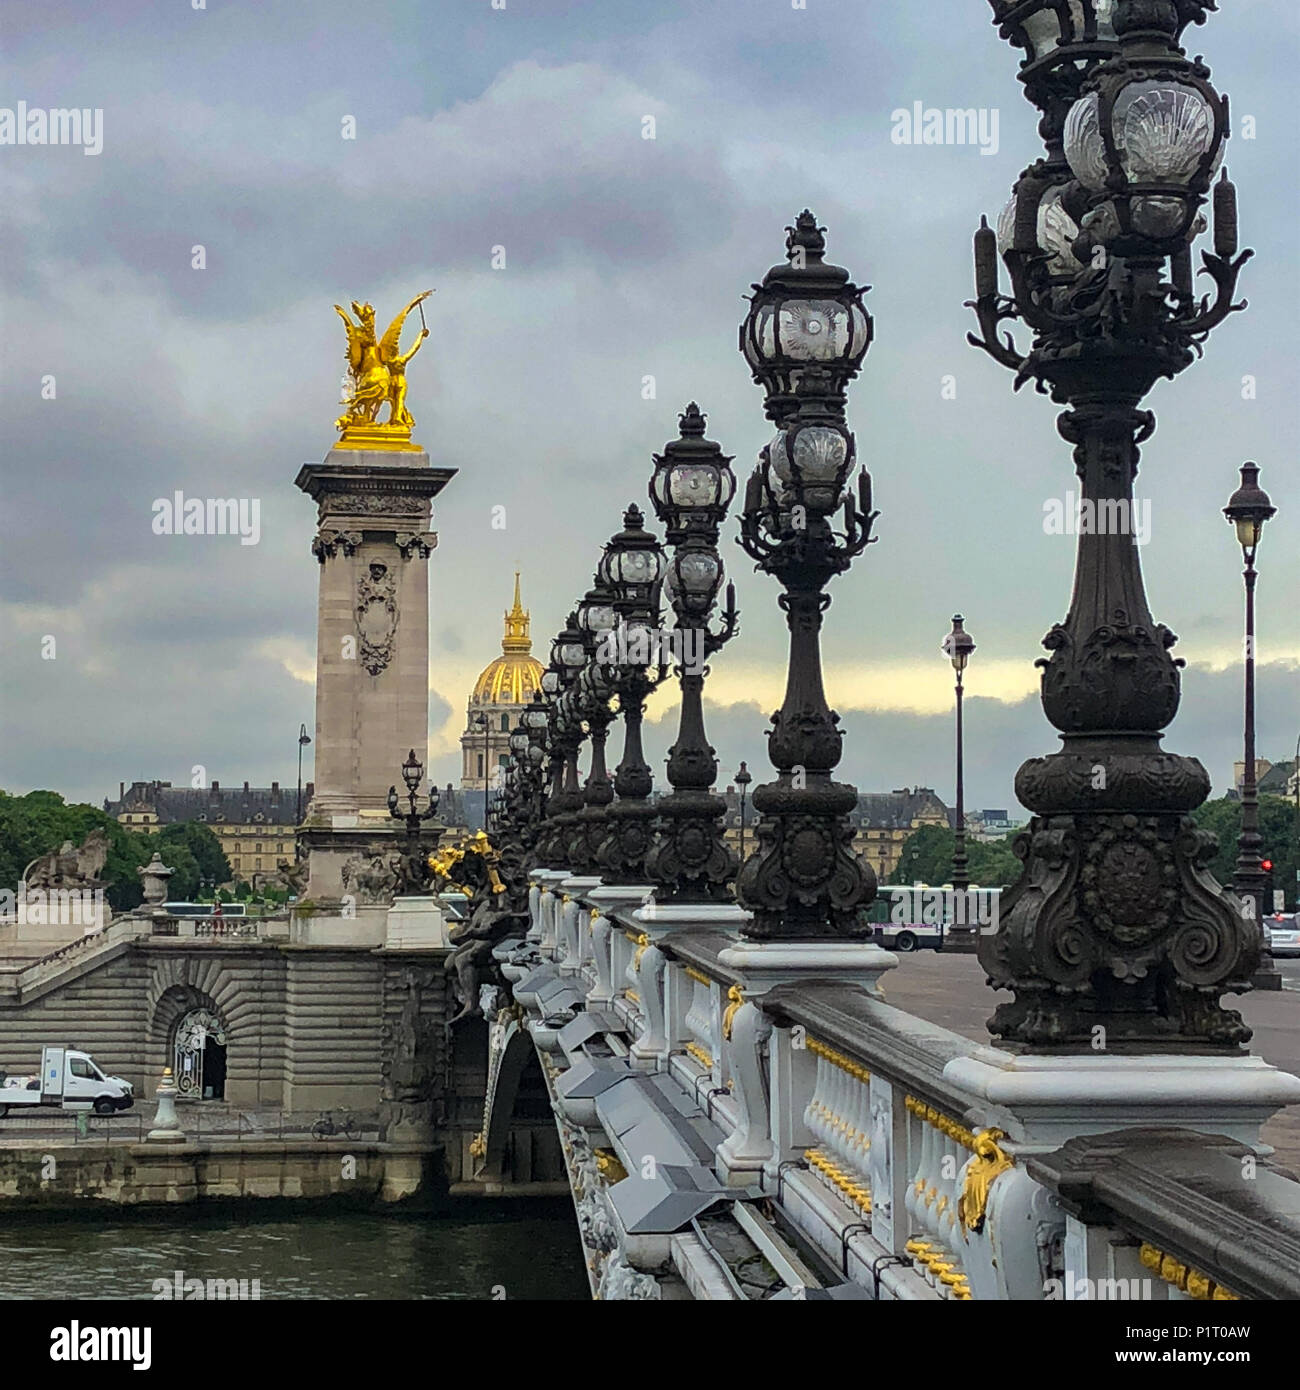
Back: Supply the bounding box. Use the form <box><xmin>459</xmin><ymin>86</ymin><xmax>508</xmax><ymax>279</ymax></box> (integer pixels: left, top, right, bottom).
<box><xmin>594</xmin><ymin>504</ymin><xmax>667</xmax><ymax>884</ymax></box>
<box><xmin>734</xmin><ymin>761</ymin><xmax>753</xmax><ymax>864</ymax></box>
<box><xmin>387</xmin><ymin>749</ymin><xmax>443</xmax><ymax>895</ymax></box>
<box><xmin>735</xmin><ymin>213</ymin><xmax>879</xmax><ymax>940</ymax></box>
<box><xmin>554</xmin><ymin>616</ymin><xmax>590</xmax><ymax>862</ymax></box>
<box><xmin>519</xmin><ymin>693</ymin><xmax>552</xmax><ymax>872</ymax></box>
<box><xmin>969</xmin><ymin>0</ymin><xmax>1256</xmax><ymax>1050</ymax></box>
<box><xmin>572</xmin><ymin>579</ymin><xmax>620</xmax><ymax>871</ymax></box>
<box><xmin>643</xmin><ymin>403</ymin><xmax>740</xmax><ymax>900</ymax></box>
<box><xmin>295</xmin><ymin>723</ymin><xmax>312</xmax><ymax>827</ymax></box>
<box><xmin>472</xmin><ymin>710</ymin><xmax>491</xmax><ymax>831</ymax></box>
<box><xmin>944</xmin><ymin>616</ymin><xmax>976</xmax><ymax>893</ymax></box>
<box><xmin>1224</xmin><ymin>462</ymin><xmax>1279</xmax><ymax>988</ymax></box>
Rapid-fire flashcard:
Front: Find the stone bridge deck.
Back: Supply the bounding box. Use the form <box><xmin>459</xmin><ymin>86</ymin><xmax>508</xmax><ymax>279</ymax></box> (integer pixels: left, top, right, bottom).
<box><xmin>472</xmin><ymin>871</ymin><xmax>1300</xmax><ymax>1302</ymax></box>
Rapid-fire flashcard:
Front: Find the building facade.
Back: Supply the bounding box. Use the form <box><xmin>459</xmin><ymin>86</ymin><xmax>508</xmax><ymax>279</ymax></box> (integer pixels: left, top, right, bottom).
<box><xmin>104</xmin><ymin>780</ymin><xmax>311</xmax><ymax>886</ymax></box>
<box><xmin>460</xmin><ymin>575</ymin><xmax>544</xmax><ymax>812</ymax></box>
<box><xmin>716</xmin><ymin>783</ymin><xmax>953</xmax><ymax>885</ymax></box>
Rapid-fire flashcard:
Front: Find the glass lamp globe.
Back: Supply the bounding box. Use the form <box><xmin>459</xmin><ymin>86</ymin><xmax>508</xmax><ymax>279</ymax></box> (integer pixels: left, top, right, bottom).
<box><xmin>740</xmin><ymin>211</ymin><xmax>873</xmax><ymax>424</ymax></box>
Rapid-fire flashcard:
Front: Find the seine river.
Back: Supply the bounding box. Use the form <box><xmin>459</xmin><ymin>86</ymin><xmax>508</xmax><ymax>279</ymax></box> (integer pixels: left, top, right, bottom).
<box><xmin>0</xmin><ymin>1203</ymin><xmax>589</xmax><ymax>1300</ymax></box>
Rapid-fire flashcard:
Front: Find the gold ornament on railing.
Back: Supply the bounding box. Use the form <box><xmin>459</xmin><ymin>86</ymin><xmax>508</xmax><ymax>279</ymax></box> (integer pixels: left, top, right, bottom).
<box><xmin>334</xmin><ymin>290</ymin><xmax>433</xmax><ymax>451</ymax></box>
<box><xmin>958</xmin><ymin>1128</ymin><xmax>1014</xmax><ymax>1234</ymax></box>
<box><xmin>722</xmin><ymin>984</ymin><xmax>745</xmax><ymax>1042</ymax></box>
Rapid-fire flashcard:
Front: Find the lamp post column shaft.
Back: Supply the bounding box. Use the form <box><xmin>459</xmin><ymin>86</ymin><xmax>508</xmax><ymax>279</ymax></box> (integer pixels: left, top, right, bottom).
<box><xmin>952</xmin><ymin>671</ymin><xmax>968</xmax><ymax>892</ymax></box>
<box><xmin>1235</xmin><ymin>560</ymin><xmax>1263</xmax><ymax>916</ymax></box>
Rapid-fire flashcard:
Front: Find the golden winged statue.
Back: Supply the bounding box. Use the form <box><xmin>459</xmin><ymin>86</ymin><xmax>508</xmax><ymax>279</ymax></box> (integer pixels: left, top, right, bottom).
<box><xmin>333</xmin><ymin>290</ymin><xmax>433</xmax><ymax>451</ymax></box>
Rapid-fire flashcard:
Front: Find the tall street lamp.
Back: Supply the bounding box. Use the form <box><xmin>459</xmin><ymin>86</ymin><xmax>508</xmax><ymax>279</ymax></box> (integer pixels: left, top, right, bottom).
<box><xmin>296</xmin><ymin>723</ymin><xmax>312</xmax><ymax>824</ymax></box>
<box><xmin>735</xmin><ymin>212</ymin><xmax>878</xmax><ymax>940</ymax></box>
<box><xmin>594</xmin><ymin>504</ymin><xmax>667</xmax><ymax>884</ymax></box>
<box><xmin>1224</xmin><ymin>461</ymin><xmax>1279</xmax><ymax>989</ymax></box>
<box><xmin>969</xmin><ymin>0</ymin><xmax>1257</xmax><ymax>1050</ymax></box>
<box><xmin>644</xmin><ymin>404</ymin><xmax>740</xmax><ymax>901</ymax></box>
<box><xmin>734</xmin><ymin>761</ymin><xmax>752</xmax><ymax>865</ymax></box>
<box><xmin>943</xmin><ymin>614</ymin><xmax>976</xmax><ymax>950</ymax></box>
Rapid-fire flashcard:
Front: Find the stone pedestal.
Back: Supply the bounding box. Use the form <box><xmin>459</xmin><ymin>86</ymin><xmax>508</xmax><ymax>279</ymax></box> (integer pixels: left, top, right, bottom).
<box><xmin>295</xmin><ymin>446</ymin><xmax>455</xmax><ymax>910</ymax></box>
<box><xmin>384</xmin><ymin>895</ymin><xmax>451</xmax><ymax>950</ymax></box>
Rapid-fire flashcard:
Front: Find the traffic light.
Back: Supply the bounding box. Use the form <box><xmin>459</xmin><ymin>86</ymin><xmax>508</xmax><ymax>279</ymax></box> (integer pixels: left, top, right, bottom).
<box><xmin>1261</xmin><ymin>860</ymin><xmax>1275</xmax><ymax>914</ymax></box>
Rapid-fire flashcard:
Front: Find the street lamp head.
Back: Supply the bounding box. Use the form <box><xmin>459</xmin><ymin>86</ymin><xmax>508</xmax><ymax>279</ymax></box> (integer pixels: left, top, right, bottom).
<box><xmin>944</xmin><ymin>614</ymin><xmax>977</xmax><ymax>672</ymax></box>
<box><xmin>1062</xmin><ymin>4</ymin><xmax>1230</xmax><ymax>259</ymax></box>
<box><xmin>524</xmin><ymin>690</ymin><xmax>549</xmax><ymax>731</ymax></box>
<box><xmin>734</xmin><ymin>761</ymin><xmax>752</xmax><ymax>788</ymax></box>
<box><xmin>551</xmin><ymin>613</ymin><xmax>588</xmax><ymax>684</ymax></box>
<box><xmin>756</xmin><ymin>367</ymin><xmax>858</xmax><ymax>524</ymax></box>
<box><xmin>386</xmin><ymin>785</ymin><xmax>400</xmax><ymax>816</ymax></box>
<box><xmin>577</xmin><ymin>577</ymin><xmax>618</xmax><ymax>655</ymax></box>
<box><xmin>740</xmin><ymin>211</ymin><xmax>873</xmax><ymax>425</ymax></box>
<box><xmin>298</xmin><ymin>724</ymin><xmax>312</xmax><ymax>746</ymax></box>
<box><xmin>597</xmin><ymin>504</ymin><xmax>665</xmax><ymax>618</ymax></box>
<box><xmin>400</xmin><ymin>749</ymin><xmax>422</xmax><ymax>794</ymax></box>
<box><xmin>1223</xmin><ymin>462</ymin><xmax>1275</xmax><ymax>554</ymax></box>
<box><xmin>648</xmin><ymin>403</ymin><xmax>737</xmax><ymax>543</ymax></box>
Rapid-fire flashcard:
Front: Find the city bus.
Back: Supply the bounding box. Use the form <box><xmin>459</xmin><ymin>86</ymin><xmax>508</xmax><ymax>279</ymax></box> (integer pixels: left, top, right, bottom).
<box><xmin>162</xmin><ymin>901</ymin><xmax>247</xmax><ymax>918</ymax></box>
<box><xmin>861</xmin><ymin>884</ymin><xmax>1001</xmax><ymax>952</ymax></box>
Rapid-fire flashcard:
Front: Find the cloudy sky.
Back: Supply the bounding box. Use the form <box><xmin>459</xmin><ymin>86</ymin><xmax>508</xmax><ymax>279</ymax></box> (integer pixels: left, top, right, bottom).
<box><xmin>1</xmin><ymin>0</ymin><xmax>1296</xmax><ymax>815</ymax></box>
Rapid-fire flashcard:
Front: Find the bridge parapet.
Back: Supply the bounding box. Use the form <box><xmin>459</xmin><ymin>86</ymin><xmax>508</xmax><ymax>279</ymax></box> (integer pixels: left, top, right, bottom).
<box><xmin>503</xmin><ymin>869</ymin><xmax>1300</xmax><ymax>1300</ymax></box>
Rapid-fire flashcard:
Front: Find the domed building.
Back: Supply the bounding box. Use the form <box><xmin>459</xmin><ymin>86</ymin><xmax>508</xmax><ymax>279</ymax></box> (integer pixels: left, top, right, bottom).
<box><xmin>460</xmin><ymin>574</ymin><xmax>544</xmax><ymax>818</ymax></box>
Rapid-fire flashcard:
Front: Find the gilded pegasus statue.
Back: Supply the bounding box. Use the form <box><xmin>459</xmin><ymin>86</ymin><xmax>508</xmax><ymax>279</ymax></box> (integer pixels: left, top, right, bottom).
<box><xmin>334</xmin><ymin>289</ymin><xmax>432</xmax><ymax>447</ymax></box>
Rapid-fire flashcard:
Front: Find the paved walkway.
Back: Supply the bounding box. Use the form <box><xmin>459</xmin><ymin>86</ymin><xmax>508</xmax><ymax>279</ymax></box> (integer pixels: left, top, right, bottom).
<box><xmin>878</xmin><ymin>951</ymin><xmax>1300</xmax><ymax>1173</ymax></box>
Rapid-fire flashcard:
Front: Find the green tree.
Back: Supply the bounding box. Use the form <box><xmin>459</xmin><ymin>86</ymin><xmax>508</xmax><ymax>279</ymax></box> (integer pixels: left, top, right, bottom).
<box><xmin>0</xmin><ymin>789</ymin><xmax>145</xmax><ymax>911</ymax></box>
<box><xmin>896</xmin><ymin>824</ymin><xmax>953</xmax><ymax>885</ymax></box>
<box><xmin>895</xmin><ymin>823</ymin><xmax>1023</xmax><ymax>890</ymax></box>
<box><xmin>1191</xmin><ymin>794</ymin><xmax>1299</xmax><ymax>912</ymax></box>
<box><xmin>157</xmin><ymin>822</ymin><xmax>231</xmax><ymax>893</ymax></box>
<box><xmin>0</xmin><ymin>790</ymin><xmax>234</xmax><ymax>912</ymax></box>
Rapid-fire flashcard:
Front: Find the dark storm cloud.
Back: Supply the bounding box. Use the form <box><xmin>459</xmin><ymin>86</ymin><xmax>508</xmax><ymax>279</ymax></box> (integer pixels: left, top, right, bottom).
<box><xmin>1</xmin><ymin>1</ymin><xmax>1296</xmax><ymax>813</ymax></box>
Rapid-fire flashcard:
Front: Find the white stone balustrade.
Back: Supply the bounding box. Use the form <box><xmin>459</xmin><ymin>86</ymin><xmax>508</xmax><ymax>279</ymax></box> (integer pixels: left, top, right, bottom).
<box><xmin>509</xmin><ymin>873</ymin><xmax>1300</xmax><ymax>1302</ymax></box>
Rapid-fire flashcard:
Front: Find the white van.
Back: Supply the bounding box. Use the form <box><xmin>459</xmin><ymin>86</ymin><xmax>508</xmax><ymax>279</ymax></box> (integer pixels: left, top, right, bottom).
<box><xmin>0</xmin><ymin>1046</ymin><xmax>134</xmax><ymax>1116</ymax></box>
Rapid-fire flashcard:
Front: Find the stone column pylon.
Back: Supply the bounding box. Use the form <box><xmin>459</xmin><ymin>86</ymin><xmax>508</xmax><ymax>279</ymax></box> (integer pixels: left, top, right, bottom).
<box><xmin>295</xmin><ymin>446</ymin><xmax>455</xmax><ymax>909</ymax></box>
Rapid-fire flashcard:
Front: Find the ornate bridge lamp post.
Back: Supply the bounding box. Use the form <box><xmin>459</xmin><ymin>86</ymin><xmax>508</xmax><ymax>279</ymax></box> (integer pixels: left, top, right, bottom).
<box><xmin>519</xmin><ymin>693</ymin><xmax>552</xmax><ymax>873</ymax></box>
<box><xmin>643</xmin><ymin>403</ymin><xmax>741</xmax><ymax>901</ymax></box>
<box><xmin>1224</xmin><ymin>463</ymin><xmax>1279</xmax><ymax>989</ymax></box>
<box><xmin>538</xmin><ymin>620</ymin><xmax>588</xmax><ymax>870</ymax></box>
<box><xmin>594</xmin><ymin>505</ymin><xmax>668</xmax><ymax>885</ymax></box>
<box><xmin>969</xmin><ymin>0</ymin><xmax>1259</xmax><ymax>1049</ymax></box>
<box><xmin>571</xmin><ymin>579</ymin><xmax>620</xmax><ymax>872</ymax></box>
<box><xmin>734</xmin><ymin>213</ymin><xmax>879</xmax><ymax>940</ymax></box>
<box><xmin>386</xmin><ymin>749</ymin><xmax>443</xmax><ymax>895</ymax></box>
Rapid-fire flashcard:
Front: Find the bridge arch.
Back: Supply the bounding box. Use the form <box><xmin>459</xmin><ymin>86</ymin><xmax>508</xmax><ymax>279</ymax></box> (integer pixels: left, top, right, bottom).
<box><xmin>478</xmin><ymin>1017</ymin><xmax>542</xmax><ymax>1179</ymax></box>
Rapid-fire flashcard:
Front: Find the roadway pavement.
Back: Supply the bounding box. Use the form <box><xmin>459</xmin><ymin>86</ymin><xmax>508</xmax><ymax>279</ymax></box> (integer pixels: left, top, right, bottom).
<box><xmin>878</xmin><ymin>950</ymin><xmax>1300</xmax><ymax>1174</ymax></box>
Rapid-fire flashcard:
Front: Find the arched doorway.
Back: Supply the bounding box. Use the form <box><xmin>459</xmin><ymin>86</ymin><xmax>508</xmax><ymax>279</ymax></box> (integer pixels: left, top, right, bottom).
<box><xmin>173</xmin><ymin>1008</ymin><xmax>228</xmax><ymax>1100</ymax></box>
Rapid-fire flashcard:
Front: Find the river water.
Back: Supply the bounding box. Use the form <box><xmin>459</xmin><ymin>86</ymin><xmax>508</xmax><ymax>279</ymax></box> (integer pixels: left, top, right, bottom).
<box><xmin>0</xmin><ymin>1203</ymin><xmax>589</xmax><ymax>1300</ymax></box>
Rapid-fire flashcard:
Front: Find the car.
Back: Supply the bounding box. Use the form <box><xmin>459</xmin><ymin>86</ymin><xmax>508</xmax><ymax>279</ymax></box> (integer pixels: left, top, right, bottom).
<box><xmin>1268</xmin><ymin>914</ymin><xmax>1300</xmax><ymax>958</ymax></box>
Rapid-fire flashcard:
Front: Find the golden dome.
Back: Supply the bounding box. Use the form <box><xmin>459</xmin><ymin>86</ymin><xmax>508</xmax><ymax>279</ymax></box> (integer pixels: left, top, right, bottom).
<box><xmin>471</xmin><ymin>573</ymin><xmax>545</xmax><ymax>706</ymax></box>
